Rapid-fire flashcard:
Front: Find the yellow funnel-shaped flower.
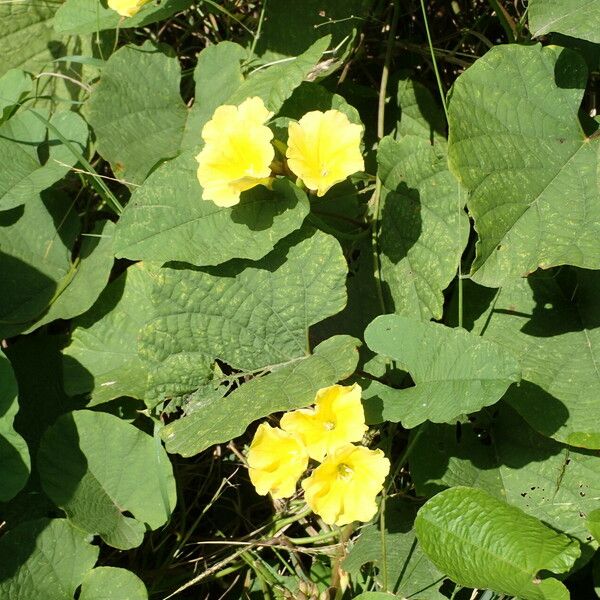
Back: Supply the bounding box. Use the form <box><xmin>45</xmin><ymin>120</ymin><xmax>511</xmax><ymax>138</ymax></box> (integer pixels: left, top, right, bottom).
<box><xmin>247</xmin><ymin>423</ymin><xmax>308</xmax><ymax>499</ymax></box>
<box><xmin>108</xmin><ymin>0</ymin><xmax>151</xmax><ymax>17</ymax></box>
<box><xmin>196</xmin><ymin>97</ymin><xmax>275</xmax><ymax>207</ymax></box>
<box><xmin>286</xmin><ymin>109</ymin><xmax>364</xmax><ymax>197</ymax></box>
<box><xmin>302</xmin><ymin>444</ymin><xmax>390</xmax><ymax>526</ymax></box>
<box><xmin>280</xmin><ymin>383</ymin><xmax>366</xmax><ymax>462</ymax></box>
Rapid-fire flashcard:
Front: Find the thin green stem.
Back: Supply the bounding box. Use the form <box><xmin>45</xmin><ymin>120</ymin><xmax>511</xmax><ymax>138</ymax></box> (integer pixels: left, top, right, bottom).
<box><xmin>386</xmin><ymin>426</ymin><xmax>424</xmax><ymax>494</ymax></box>
<box><xmin>250</xmin><ymin>0</ymin><xmax>267</xmax><ymax>56</ymax></box>
<box><xmin>379</xmin><ymin>488</ymin><xmax>388</xmax><ymax>592</ymax></box>
<box><xmin>486</xmin><ymin>0</ymin><xmax>517</xmax><ymax>42</ymax></box>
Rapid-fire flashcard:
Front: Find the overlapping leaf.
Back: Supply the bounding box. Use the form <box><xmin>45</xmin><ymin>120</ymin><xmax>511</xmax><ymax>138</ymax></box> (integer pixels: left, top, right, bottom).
<box><xmin>378</xmin><ymin>135</ymin><xmax>468</xmax><ymax>320</ymax></box>
<box><xmin>89</xmin><ymin>37</ymin><xmax>330</xmax><ymax>183</ymax></box>
<box><xmin>63</xmin><ymin>263</ymin><xmax>155</xmax><ymax>405</ymax></box>
<box><xmin>448</xmin><ymin>44</ymin><xmax>600</xmax><ymax>286</ymax></box>
<box><xmin>0</xmin><ymin>109</ymin><xmax>88</xmax><ymax>210</ymax></box>
<box><xmin>364</xmin><ymin>314</ymin><xmax>520</xmax><ymax>427</ymax></box>
<box><xmin>0</xmin><ymin>518</ymin><xmax>99</xmax><ymax>600</ymax></box>
<box><xmin>411</xmin><ymin>404</ymin><xmax>600</xmax><ymax>553</ymax></box>
<box><xmin>415</xmin><ymin>487</ymin><xmax>581</xmax><ymax>600</ymax></box>
<box><xmin>463</xmin><ymin>267</ymin><xmax>600</xmax><ymax>449</ymax></box>
<box><xmin>162</xmin><ymin>335</ymin><xmax>360</xmax><ymax>456</ymax></box>
<box><xmin>79</xmin><ymin>567</ymin><xmax>148</xmax><ymax>600</ymax></box>
<box><xmin>140</xmin><ymin>228</ymin><xmax>348</xmax><ymax>406</ymax></box>
<box><xmin>113</xmin><ymin>155</ymin><xmax>309</xmax><ymax>266</ymax></box>
<box><xmin>529</xmin><ymin>0</ymin><xmax>600</xmax><ymax>43</ymax></box>
<box><xmin>38</xmin><ymin>410</ymin><xmax>176</xmax><ymax>549</ymax></box>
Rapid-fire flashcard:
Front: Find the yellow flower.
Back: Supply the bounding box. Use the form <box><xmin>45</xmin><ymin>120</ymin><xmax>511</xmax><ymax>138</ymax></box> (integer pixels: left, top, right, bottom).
<box><xmin>302</xmin><ymin>444</ymin><xmax>390</xmax><ymax>526</ymax></box>
<box><xmin>286</xmin><ymin>109</ymin><xmax>364</xmax><ymax>197</ymax></box>
<box><xmin>280</xmin><ymin>383</ymin><xmax>366</xmax><ymax>462</ymax></box>
<box><xmin>107</xmin><ymin>0</ymin><xmax>151</xmax><ymax>17</ymax></box>
<box><xmin>196</xmin><ymin>97</ymin><xmax>275</xmax><ymax>207</ymax></box>
<box><xmin>247</xmin><ymin>423</ymin><xmax>308</xmax><ymax>499</ymax></box>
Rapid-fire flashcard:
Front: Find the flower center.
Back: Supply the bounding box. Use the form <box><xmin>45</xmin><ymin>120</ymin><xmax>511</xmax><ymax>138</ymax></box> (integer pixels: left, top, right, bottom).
<box><xmin>323</xmin><ymin>420</ymin><xmax>336</xmax><ymax>431</ymax></box>
<box><xmin>337</xmin><ymin>463</ymin><xmax>353</xmax><ymax>480</ymax></box>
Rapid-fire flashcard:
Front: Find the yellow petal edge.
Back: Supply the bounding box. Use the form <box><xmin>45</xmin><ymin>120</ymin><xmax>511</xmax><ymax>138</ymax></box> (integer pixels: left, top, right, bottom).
<box><xmin>286</xmin><ymin>109</ymin><xmax>364</xmax><ymax>197</ymax></box>
<box><xmin>302</xmin><ymin>444</ymin><xmax>390</xmax><ymax>526</ymax></box>
<box><xmin>247</xmin><ymin>423</ymin><xmax>308</xmax><ymax>499</ymax></box>
<box><xmin>280</xmin><ymin>383</ymin><xmax>366</xmax><ymax>462</ymax></box>
<box><xmin>107</xmin><ymin>0</ymin><xmax>151</xmax><ymax>18</ymax></box>
<box><xmin>196</xmin><ymin>97</ymin><xmax>275</xmax><ymax>207</ymax></box>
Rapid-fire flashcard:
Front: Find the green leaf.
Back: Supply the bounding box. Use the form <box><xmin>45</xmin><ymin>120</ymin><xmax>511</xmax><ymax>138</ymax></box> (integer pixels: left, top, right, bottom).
<box><xmin>411</xmin><ymin>404</ymin><xmax>600</xmax><ymax>553</ymax></box>
<box><xmin>0</xmin><ymin>109</ymin><xmax>88</xmax><ymax>210</ymax></box>
<box><xmin>89</xmin><ymin>38</ymin><xmax>331</xmax><ymax>183</ymax></box>
<box><xmin>79</xmin><ymin>567</ymin><xmax>148</xmax><ymax>600</ymax></box>
<box><xmin>0</xmin><ymin>69</ymin><xmax>32</xmax><ymax>123</ymax></box>
<box><xmin>37</xmin><ymin>410</ymin><xmax>176</xmax><ymax>550</ymax></box>
<box><xmin>139</xmin><ymin>228</ymin><xmax>348</xmax><ymax>406</ymax></box>
<box><xmin>590</xmin><ymin>510</ymin><xmax>600</xmax><ymax>544</ymax></box>
<box><xmin>378</xmin><ymin>135</ymin><xmax>468</xmax><ymax>320</ymax></box>
<box><xmin>0</xmin><ymin>191</ymin><xmax>79</xmax><ymax>329</ymax></box>
<box><xmin>162</xmin><ymin>335</ymin><xmax>359</xmax><ymax>457</ymax></box>
<box><xmin>0</xmin><ymin>518</ymin><xmax>99</xmax><ymax>600</ymax></box>
<box><xmin>396</xmin><ymin>78</ymin><xmax>446</xmax><ymax>145</ymax></box>
<box><xmin>1</xmin><ymin>1</ymin><xmax>61</xmax><ymax>73</ymax></box>
<box><xmin>63</xmin><ymin>263</ymin><xmax>155</xmax><ymax>405</ymax></box>
<box><xmin>0</xmin><ymin>352</ymin><xmax>30</xmax><ymax>502</ymax></box>
<box><xmin>415</xmin><ymin>487</ymin><xmax>581</xmax><ymax>600</ymax></box>
<box><xmin>22</xmin><ymin>221</ymin><xmax>115</xmax><ymax>334</ymax></box>
<box><xmin>254</xmin><ymin>0</ymin><xmax>371</xmax><ymax>61</ymax></box>
<box><xmin>462</xmin><ymin>267</ymin><xmax>600</xmax><ymax>449</ymax></box>
<box><xmin>113</xmin><ymin>154</ymin><xmax>309</xmax><ymax>266</ymax></box>
<box><xmin>54</xmin><ymin>0</ymin><xmax>193</xmax><ymax>35</ymax></box>
<box><xmin>343</xmin><ymin>497</ymin><xmax>447</xmax><ymax>599</ymax></box>
<box><xmin>364</xmin><ymin>314</ymin><xmax>520</xmax><ymax>427</ymax></box>
<box><xmin>88</xmin><ymin>41</ymin><xmax>188</xmax><ymax>184</ymax></box>
<box><xmin>448</xmin><ymin>44</ymin><xmax>600</xmax><ymax>286</ymax></box>
<box><xmin>181</xmin><ymin>41</ymin><xmax>246</xmax><ymax>151</ymax></box>
<box><xmin>228</xmin><ymin>36</ymin><xmax>331</xmax><ymax>112</ymax></box>
<box><xmin>529</xmin><ymin>0</ymin><xmax>600</xmax><ymax>43</ymax></box>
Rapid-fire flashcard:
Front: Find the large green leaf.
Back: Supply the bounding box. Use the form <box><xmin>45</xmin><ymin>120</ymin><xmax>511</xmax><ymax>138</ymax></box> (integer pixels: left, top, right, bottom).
<box><xmin>411</xmin><ymin>404</ymin><xmax>600</xmax><ymax>553</ymax></box>
<box><xmin>448</xmin><ymin>44</ymin><xmax>600</xmax><ymax>286</ymax></box>
<box><xmin>228</xmin><ymin>37</ymin><xmax>330</xmax><ymax>112</ymax></box>
<box><xmin>37</xmin><ymin>410</ymin><xmax>176</xmax><ymax>550</ymax></box>
<box><xmin>463</xmin><ymin>267</ymin><xmax>600</xmax><ymax>449</ymax></box>
<box><xmin>79</xmin><ymin>567</ymin><xmax>148</xmax><ymax>600</ymax></box>
<box><xmin>22</xmin><ymin>220</ymin><xmax>115</xmax><ymax>334</ymax></box>
<box><xmin>162</xmin><ymin>335</ymin><xmax>359</xmax><ymax>457</ymax></box>
<box><xmin>88</xmin><ymin>41</ymin><xmax>188</xmax><ymax>184</ymax></box>
<box><xmin>89</xmin><ymin>38</ymin><xmax>330</xmax><ymax>183</ymax></box>
<box><xmin>0</xmin><ymin>109</ymin><xmax>88</xmax><ymax>210</ymax></box>
<box><xmin>140</xmin><ymin>228</ymin><xmax>348</xmax><ymax>405</ymax></box>
<box><xmin>54</xmin><ymin>0</ymin><xmax>193</xmax><ymax>35</ymax></box>
<box><xmin>377</xmin><ymin>135</ymin><xmax>467</xmax><ymax>320</ymax></box>
<box><xmin>0</xmin><ymin>191</ymin><xmax>79</xmax><ymax>329</ymax></box>
<box><xmin>415</xmin><ymin>487</ymin><xmax>581</xmax><ymax>600</ymax></box>
<box><xmin>0</xmin><ymin>352</ymin><xmax>30</xmax><ymax>503</ymax></box>
<box><xmin>0</xmin><ymin>518</ymin><xmax>99</xmax><ymax>600</ymax></box>
<box><xmin>396</xmin><ymin>78</ymin><xmax>446</xmax><ymax>145</ymax></box>
<box><xmin>343</xmin><ymin>497</ymin><xmax>448</xmax><ymax>599</ymax></box>
<box><xmin>113</xmin><ymin>154</ymin><xmax>309</xmax><ymax>266</ymax></box>
<box><xmin>63</xmin><ymin>263</ymin><xmax>155</xmax><ymax>405</ymax></box>
<box><xmin>364</xmin><ymin>314</ymin><xmax>520</xmax><ymax>427</ymax></box>
<box><xmin>529</xmin><ymin>0</ymin><xmax>600</xmax><ymax>43</ymax></box>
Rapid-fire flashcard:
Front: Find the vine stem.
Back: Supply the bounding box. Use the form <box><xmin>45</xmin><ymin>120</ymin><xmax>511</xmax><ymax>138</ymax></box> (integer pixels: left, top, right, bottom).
<box><xmin>418</xmin><ymin>0</ymin><xmax>464</xmax><ymax>328</ymax></box>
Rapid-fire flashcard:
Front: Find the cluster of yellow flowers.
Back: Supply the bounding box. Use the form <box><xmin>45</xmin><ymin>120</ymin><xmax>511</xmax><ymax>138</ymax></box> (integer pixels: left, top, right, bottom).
<box><xmin>247</xmin><ymin>384</ymin><xmax>390</xmax><ymax>526</ymax></box>
<box><xmin>196</xmin><ymin>96</ymin><xmax>364</xmax><ymax>207</ymax></box>
<box><xmin>108</xmin><ymin>0</ymin><xmax>151</xmax><ymax>17</ymax></box>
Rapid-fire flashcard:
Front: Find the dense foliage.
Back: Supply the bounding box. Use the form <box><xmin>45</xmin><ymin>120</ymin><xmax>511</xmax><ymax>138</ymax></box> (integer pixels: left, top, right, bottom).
<box><xmin>1</xmin><ymin>0</ymin><xmax>600</xmax><ymax>598</ymax></box>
